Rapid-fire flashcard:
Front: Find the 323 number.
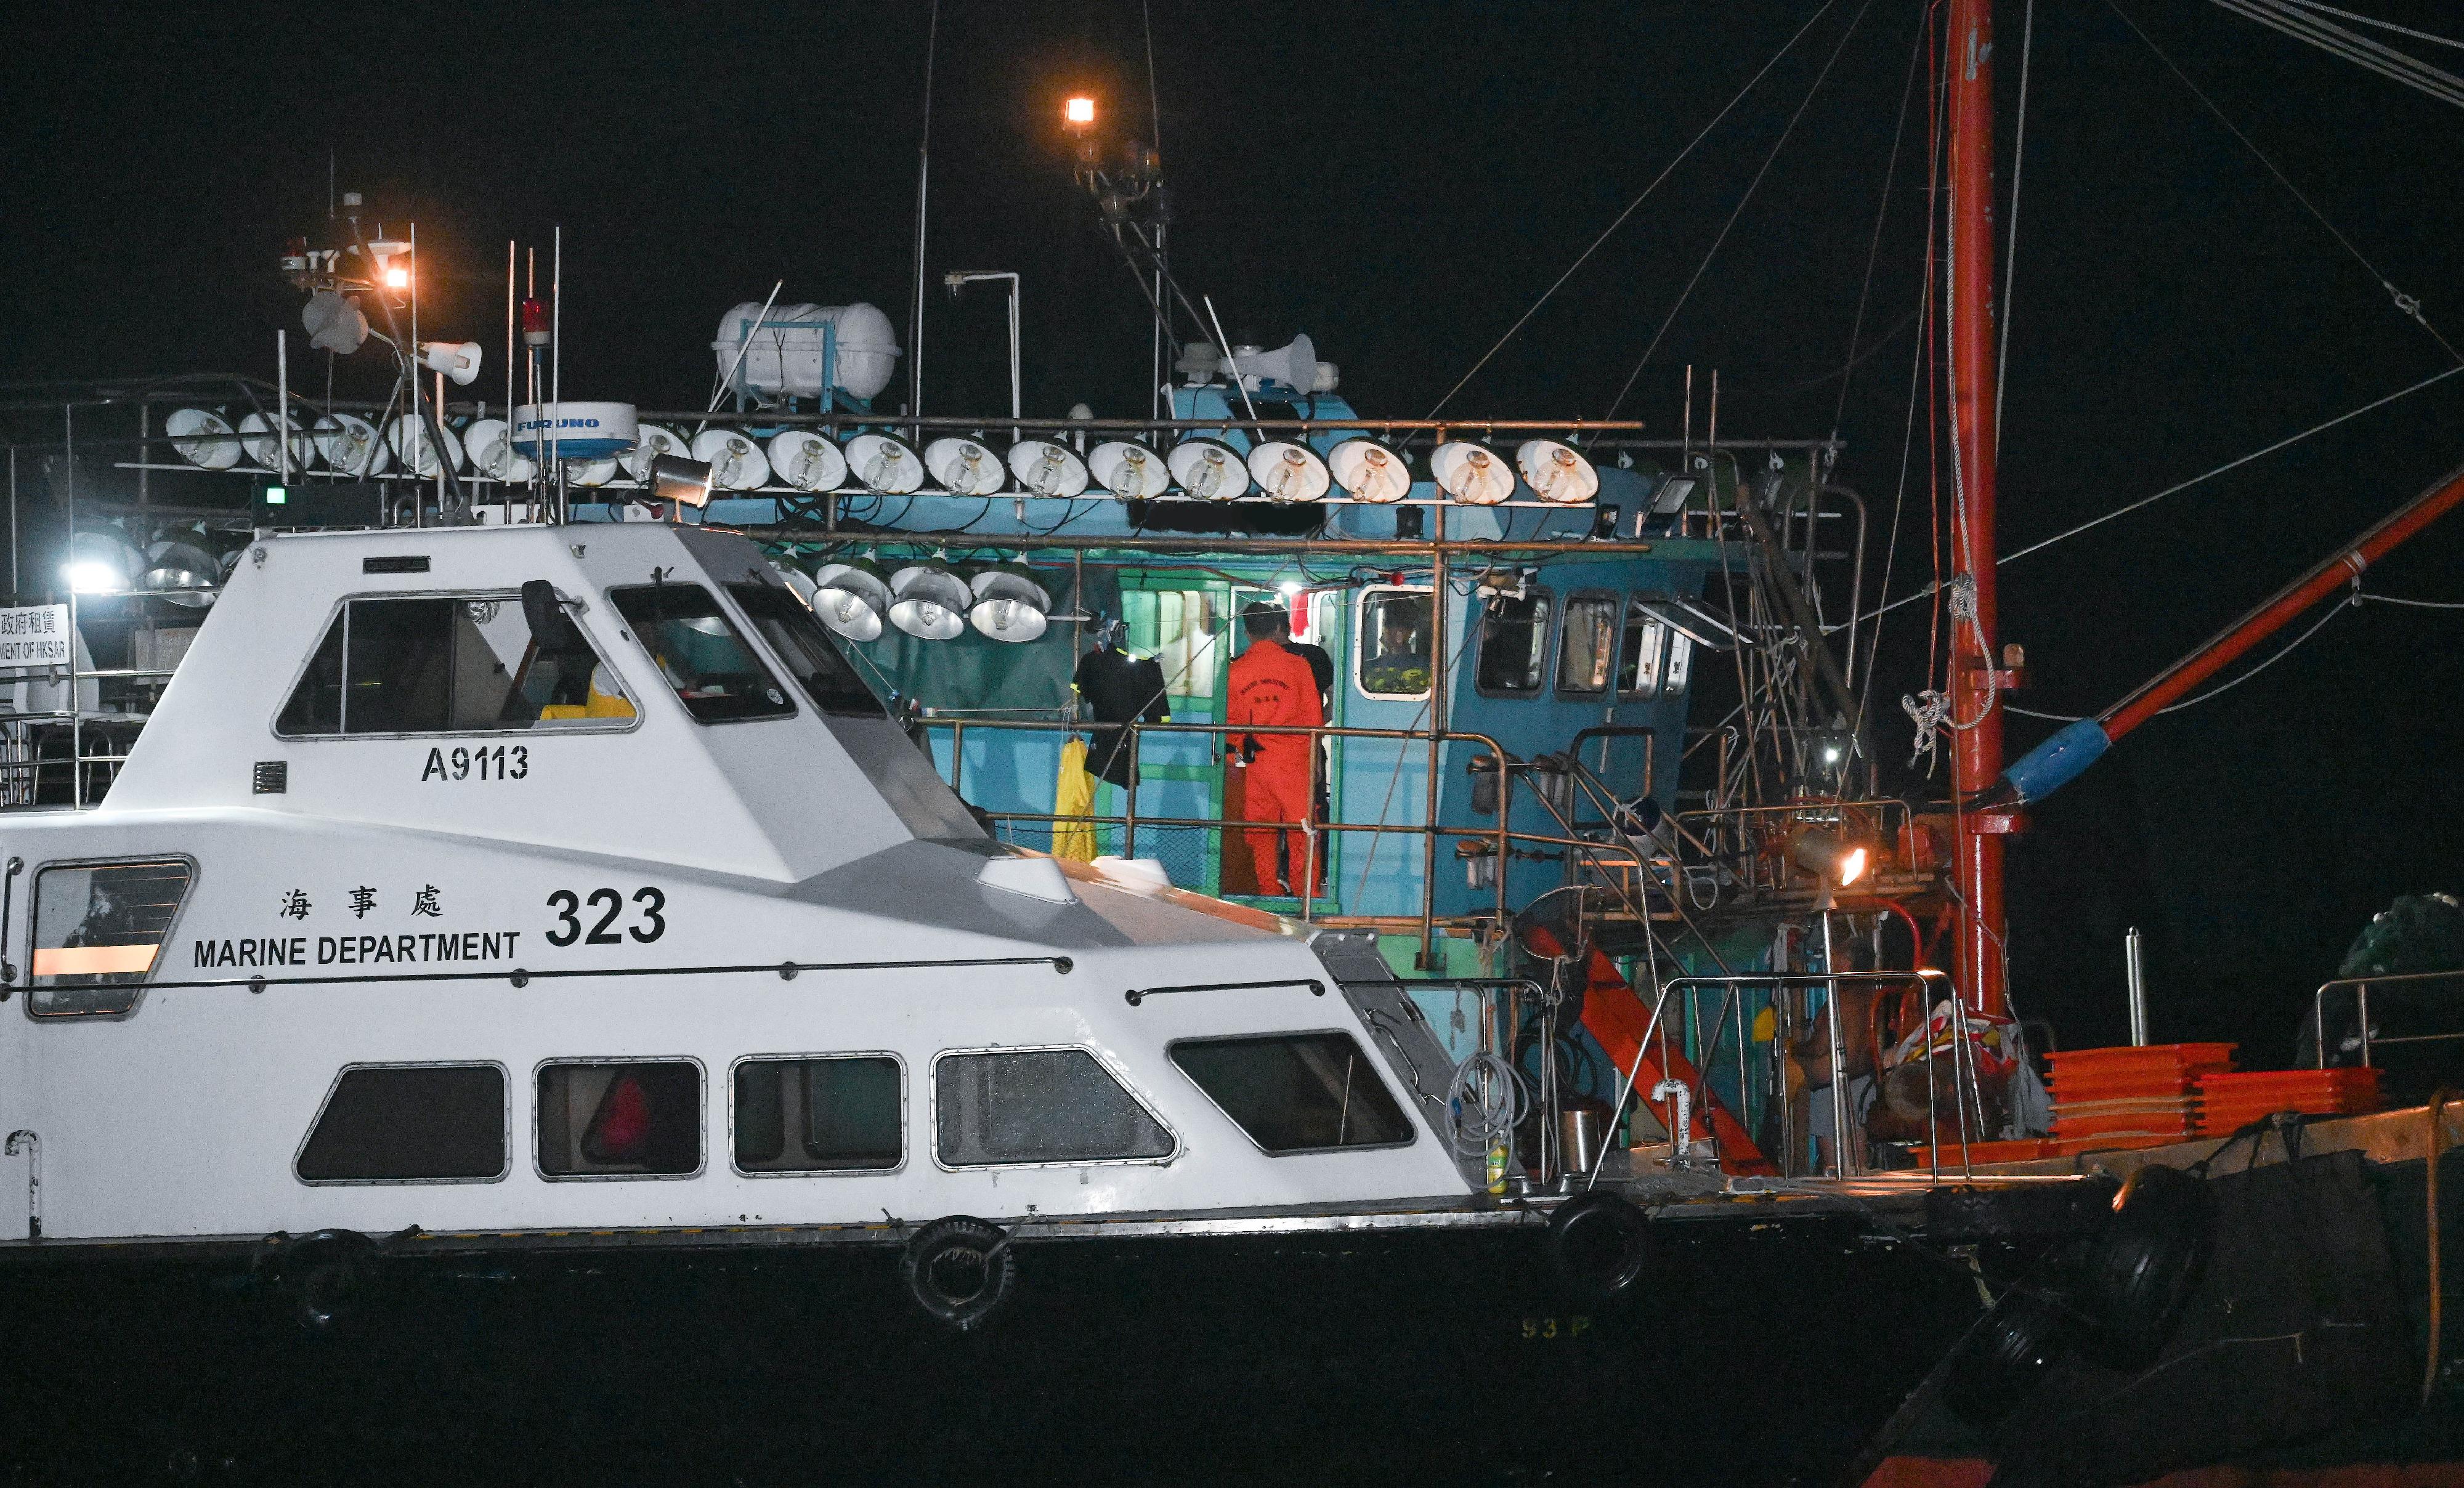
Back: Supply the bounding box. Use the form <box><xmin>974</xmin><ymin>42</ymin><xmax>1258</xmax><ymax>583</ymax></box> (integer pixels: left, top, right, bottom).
<box><xmin>546</xmin><ymin>886</ymin><xmax>667</xmax><ymax>947</ymax></box>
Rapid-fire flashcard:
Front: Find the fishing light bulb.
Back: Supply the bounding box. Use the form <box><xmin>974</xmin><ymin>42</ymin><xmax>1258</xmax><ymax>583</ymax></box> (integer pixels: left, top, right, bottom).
<box><xmin>1839</xmin><ymin>846</ymin><xmax>1869</xmax><ymax>886</ymax></box>
<box><xmin>384</xmin><ymin>266</ymin><xmax>410</xmax><ymax>290</ymax></box>
<box><xmin>1065</xmin><ymin>96</ymin><xmax>1096</xmax><ymax>126</ymax></box>
<box><xmin>1279</xmin><ymin>581</ymin><xmax>1302</xmax><ymax>597</ymax></box>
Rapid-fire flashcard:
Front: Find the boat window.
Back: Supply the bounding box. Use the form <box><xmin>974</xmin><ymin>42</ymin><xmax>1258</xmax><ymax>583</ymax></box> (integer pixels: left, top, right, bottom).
<box><xmin>1121</xmin><ymin>587</ymin><xmax>1223</xmax><ymax>702</ymax></box>
<box><xmin>1355</xmin><ymin>587</ymin><xmax>1432</xmax><ymax>699</ymax></box>
<box><xmin>296</xmin><ymin>1064</ymin><xmax>506</xmax><ymax>1183</ymax></box>
<box><xmin>536</xmin><ymin>1060</ymin><xmax>702</xmax><ymax>1178</ymax></box>
<box><xmin>723</xmin><ymin>581</ymin><xmax>881</xmax><ymax>718</ymax></box>
<box><xmin>26</xmin><ymin>858</ymin><xmax>192</xmax><ymax>1018</ymax></box>
<box><xmin>276</xmin><ymin>592</ymin><xmax>636</xmax><ymax>737</ymax></box>
<box><xmin>608</xmin><ymin>584</ymin><xmax>795</xmax><ymax>724</ymax></box>
<box><xmin>732</xmin><ymin>1056</ymin><xmax>902</xmax><ymax>1173</ymax></box>
<box><xmin>1474</xmin><ymin>589</ymin><xmax>1552</xmax><ymax>695</ymax></box>
<box><xmin>1616</xmin><ymin>599</ymin><xmax>1668</xmax><ymax>699</ymax></box>
<box><xmin>934</xmin><ymin>1049</ymin><xmax>1174</xmax><ymax>1167</ymax></box>
<box><xmin>1169</xmin><ymin>1033</ymin><xmax>1414</xmax><ymax>1154</ymax></box>
<box><xmin>1557</xmin><ymin>593</ymin><xmax>1618</xmax><ymax>697</ymax></box>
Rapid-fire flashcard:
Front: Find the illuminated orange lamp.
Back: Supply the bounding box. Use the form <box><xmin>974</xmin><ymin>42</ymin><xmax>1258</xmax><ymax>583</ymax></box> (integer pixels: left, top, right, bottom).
<box><xmin>1064</xmin><ymin>95</ymin><xmax>1096</xmax><ymax>128</ymax></box>
<box><xmin>384</xmin><ymin>265</ymin><xmax>411</xmax><ymax>289</ymax></box>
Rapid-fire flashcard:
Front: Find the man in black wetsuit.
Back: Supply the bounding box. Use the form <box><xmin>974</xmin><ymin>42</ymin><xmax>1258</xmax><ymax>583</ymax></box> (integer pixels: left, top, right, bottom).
<box><xmin>1072</xmin><ymin>624</ymin><xmax>1169</xmax><ymax>833</ymax></box>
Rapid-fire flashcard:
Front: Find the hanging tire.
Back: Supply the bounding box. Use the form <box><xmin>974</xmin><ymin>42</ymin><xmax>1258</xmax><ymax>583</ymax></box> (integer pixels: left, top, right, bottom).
<box><xmin>2073</xmin><ymin>1162</ymin><xmax>2215</xmax><ymax>1367</ymax></box>
<box><xmin>275</xmin><ymin>1229</ymin><xmax>378</xmax><ymax>1332</ymax></box>
<box><xmin>1943</xmin><ymin>1290</ymin><xmax>2071</xmax><ymax>1427</ymax></box>
<box><xmin>901</xmin><ymin>1216</ymin><xmax>1015</xmax><ymax>1331</ymax></box>
<box><xmin>1547</xmin><ymin>1189</ymin><xmax>1655</xmax><ymax>1306</ymax></box>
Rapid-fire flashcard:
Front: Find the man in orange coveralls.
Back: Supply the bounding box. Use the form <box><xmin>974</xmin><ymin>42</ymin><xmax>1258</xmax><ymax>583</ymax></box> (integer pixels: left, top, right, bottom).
<box><xmin>1227</xmin><ymin>601</ymin><xmax>1325</xmax><ymax>897</ymax></box>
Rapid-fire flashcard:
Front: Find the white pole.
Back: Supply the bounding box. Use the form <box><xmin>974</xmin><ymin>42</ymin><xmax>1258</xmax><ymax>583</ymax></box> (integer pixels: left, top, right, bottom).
<box><xmin>275</xmin><ymin>330</ymin><xmax>290</xmax><ymax>485</ymax></box>
<box><xmin>2126</xmin><ymin>926</ymin><xmax>2149</xmax><ymax>1046</ymax></box>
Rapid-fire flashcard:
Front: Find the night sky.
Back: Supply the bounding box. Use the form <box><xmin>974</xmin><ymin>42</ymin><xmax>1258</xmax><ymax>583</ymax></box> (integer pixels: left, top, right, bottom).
<box><xmin>8</xmin><ymin>1</ymin><xmax>2462</xmax><ymax>1064</ymax></box>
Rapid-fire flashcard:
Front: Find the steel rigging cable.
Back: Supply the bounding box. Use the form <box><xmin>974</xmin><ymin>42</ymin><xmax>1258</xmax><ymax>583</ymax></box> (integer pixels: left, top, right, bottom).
<box><xmin>1421</xmin><ymin>1</ymin><xmax>1841</xmax><ymax>421</ymax></box>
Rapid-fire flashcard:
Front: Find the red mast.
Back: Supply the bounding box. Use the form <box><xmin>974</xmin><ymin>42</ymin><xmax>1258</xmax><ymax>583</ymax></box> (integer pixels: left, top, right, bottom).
<box><xmin>1947</xmin><ymin>0</ymin><xmax>2013</xmax><ymax>1016</ymax></box>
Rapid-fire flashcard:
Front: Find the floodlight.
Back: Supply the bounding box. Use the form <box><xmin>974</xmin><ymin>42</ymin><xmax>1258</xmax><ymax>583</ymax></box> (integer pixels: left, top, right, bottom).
<box><xmin>237</xmin><ymin>411</ymin><xmax>312</xmax><ymax>471</ymax></box>
<box><xmin>1090</xmin><ymin>440</ymin><xmax>1170</xmax><ymax>498</ymax></box>
<box><xmin>1431</xmin><ymin>442</ymin><xmax>1514</xmax><ymax>506</ymax></box>
<box><xmin>767</xmin><ymin>430</ymin><xmax>848</xmax><ymax>493</ymax></box>
<box><xmin>1650</xmin><ymin>474</ymin><xmax>1701</xmax><ymax>516</ymax></box>
<box><xmin>464</xmin><ymin>418</ymin><xmax>538</xmax><ymax>483</ymax></box>
<box><xmin>888</xmin><ymin>561</ymin><xmax>973</xmax><ymax>641</ymax></box>
<box><xmin>166</xmin><ymin>408</ymin><xmax>240</xmax><ymax>471</ymax></box>
<box><xmin>312</xmin><ymin>413</ymin><xmax>386</xmax><ymax>476</ymax></box>
<box><xmin>1517</xmin><ymin>439</ymin><xmax>1600</xmax><ymax>505</ymax></box>
<box><xmin>770</xmin><ymin>559</ymin><xmax>820</xmax><ymax>609</ymax></box>
<box><xmin>1327</xmin><ymin>438</ymin><xmax>1409</xmax><ymax>504</ymax></box>
<box><xmin>1008</xmin><ymin>439</ymin><xmax>1090</xmax><ymax>498</ymax></box>
<box><xmin>1065</xmin><ymin>95</ymin><xmax>1096</xmax><ymax>127</ymax></box>
<box><xmin>811</xmin><ymin>560</ymin><xmax>894</xmax><ymax>642</ymax></box>
<box><xmin>925</xmin><ymin>435</ymin><xmax>1006</xmax><ymax>496</ymax></box>
<box><xmin>564</xmin><ymin>456</ymin><xmax>620</xmax><ymax>487</ymax></box>
<box><xmin>384</xmin><ymin>414</ymin><xmax>464</xmax><ymax>478</ymax></box>
<box><xmin>1247</xmin><ymin>440</ymin><xmax>1332</xmax><ymax>503</ymax></box>
<box><xmin>623</xmin><ymin>424</ymin><xmax>689</xmax><ymax>483</ymax></box>
<box><xmin>1786</xmin><ymin>826</ymin><xmax>1870</xmax><ymax>889</ymax></box>
<box><xmin>968</xmin><ymin>564</ymin><xmax>1052</xmax><ymax>643</ymax></box>
<box><xmin>63</xmin><ymin>532</ymin><xmax>141</xmax><ymax>595</ymax></box>
<box><xmin>648</xmin><ymin>454</ymin><xmax>716</xmax><ymax>509</ymax></box>
<box><xmin>1168</xmin><ymin>437</ymin><xmax>1249</xmax><ymax>500</ymax></box>
<box><xmin>417</xmin><ymin>340</ymin><xmax>482</xmax><ymax>386</ymax></box>
<box><xmin>140</xmin><ymin>538</ymin><xmax>221</xmax><ymax>607</ymax></box>
<box><xmin>692</xmin><ymin>428</ymin><xmax>772</xmax><ymax>490</ymax></box>
<box><xmin>846</xmin><ymin>432</ymin><xmax>926</xmax><ymax>495</ymax></box>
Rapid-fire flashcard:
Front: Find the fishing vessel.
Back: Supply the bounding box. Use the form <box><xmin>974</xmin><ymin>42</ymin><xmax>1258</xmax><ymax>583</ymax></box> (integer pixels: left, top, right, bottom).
<box><xmin>5</xmin><ymin>2</ymin><xmax>2461</xmax><ymax>1484</ymax></box>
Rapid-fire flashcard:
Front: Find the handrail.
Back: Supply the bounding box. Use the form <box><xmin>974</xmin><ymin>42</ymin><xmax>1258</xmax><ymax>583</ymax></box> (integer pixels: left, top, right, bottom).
<box><xmin>2311</xmin><ymin>968</ymin><xmax>2464</xmax><ymax>1068</ymax></box>
<box><xmin>929</xmin><ymin>717</ymin><xmax>1533</xmax><ymax>955</ymax></box>
<box><xmin>1604</xmin><ymin>971</ymin><xmax>1987</xmax><ymax>1182</ymax></box>
<box><xmin>2</xmin><ymin>952</ymin><xmax>1075</xmax><ymax>998</ymax></box>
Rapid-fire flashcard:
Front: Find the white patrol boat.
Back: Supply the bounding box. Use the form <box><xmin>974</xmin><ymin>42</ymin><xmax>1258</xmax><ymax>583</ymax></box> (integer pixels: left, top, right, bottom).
<box><xmin>0</xmin><ymin>516</ymin><xmax>2109</xmax><ymax>1484</ymax></box>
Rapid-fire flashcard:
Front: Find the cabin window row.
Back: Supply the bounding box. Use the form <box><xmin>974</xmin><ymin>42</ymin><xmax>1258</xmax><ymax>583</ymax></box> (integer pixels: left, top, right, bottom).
<box><xmin>293</xmin><ymin>1034</ymin><xmax>1409</xmax><ymax>1184</ymax></box>
<box><xmin>1352</xmin><ymin>586</ymin><xmax>1694</xmax><ymax>703</ymax></box>
<box><xmin>272</xmin><ymin>578</ymin><xmax>877</xmax><ymax>742</ymax></box>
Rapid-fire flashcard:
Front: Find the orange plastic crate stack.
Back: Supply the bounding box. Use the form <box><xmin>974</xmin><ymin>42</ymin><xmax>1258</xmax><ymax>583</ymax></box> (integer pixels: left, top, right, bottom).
<box><xmin>2045</xmin><ymin>1044</ymin><xmax>2237</xmax><ymax>1154</ymax></box>
<box><xmin>2195</xmin><ymin>1067</ymin><xmax>2382</xmax><ymax>1136</ymax></box>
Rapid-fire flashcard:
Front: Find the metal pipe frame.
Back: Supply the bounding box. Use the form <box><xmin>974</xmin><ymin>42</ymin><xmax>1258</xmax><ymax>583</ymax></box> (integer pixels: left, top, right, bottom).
<box><xmin>2310</xmin><ymin>968</ymin><xmax>2464</xmax><ymax>1069</ymax></box>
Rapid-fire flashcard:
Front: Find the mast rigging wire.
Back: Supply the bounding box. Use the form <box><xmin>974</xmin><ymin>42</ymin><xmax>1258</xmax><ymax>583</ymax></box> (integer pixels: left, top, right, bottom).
<box><xmin>1994</xmin><ymin>0</ymin><xmax>2037</xmax><ymax>441</ymax></box>
<box><xmin>1859</xmin><ymin>362</ymin><xmax>2464</xmax><ymax>623</ymax></box>
<box><xmin>1420</xmin><ymin>1</ymin><xmax>1840</xmax><ymax>421</ymax></box>
<box><xmin>2109</xmin><ymin>0</ymin><xmax>2464</xmax><ymax>363</ymax></box>
<box><xmin>2002</xmin><ymin>591</ymin><xmax>2356</xmax><ymax>721</ymax></box>
<box><xmin>2280</xmin><ymin>0</ymin><xmax>2464</xmax><ymax>52</ymax></box>
<box><xmin>1831</xmin><ymin>4</ymin><xmax>1931</xmax><ymax>443</ymax></box>
<box><xmin>2210</xmin><ymin>0</ymin><xmax>2464</xmax><ymax>107</ymax></box>
<box><xmin>1604</xmin><ymin>0</ymin><xmax>1881</xmax><ymax>422</ymax></box>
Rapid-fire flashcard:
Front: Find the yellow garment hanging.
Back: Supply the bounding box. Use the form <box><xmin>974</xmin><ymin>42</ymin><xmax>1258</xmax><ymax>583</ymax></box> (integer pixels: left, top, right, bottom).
<box><xmin>1053</xmin><ymin>738</ymin><xmax>1098</xmax><ymax>862</ymax></box>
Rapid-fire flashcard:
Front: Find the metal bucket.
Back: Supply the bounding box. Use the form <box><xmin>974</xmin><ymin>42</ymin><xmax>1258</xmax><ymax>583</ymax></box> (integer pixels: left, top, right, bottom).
<box><xmin>1559</xmin><ymin>1107</ymin><xmax>1606</xmax><ymax>1176</ymax></box>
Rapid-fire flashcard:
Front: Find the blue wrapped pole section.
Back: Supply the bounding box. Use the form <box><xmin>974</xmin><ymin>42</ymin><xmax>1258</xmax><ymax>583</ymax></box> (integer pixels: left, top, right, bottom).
<box><xmin>2000</xmin><ymin>718</ymin><xmax>2111</xmax><ymax>804</ymax></box>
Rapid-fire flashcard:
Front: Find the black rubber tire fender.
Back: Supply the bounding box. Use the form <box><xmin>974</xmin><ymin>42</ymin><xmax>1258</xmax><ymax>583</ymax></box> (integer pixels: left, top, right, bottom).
<box><xmin>1546</xmin><ymin>1189</ymin><xmax>1655</xmax><ymax>1306</ymax></box>
<box><xmin>901</xmin><ymin>1215</ymin><xmax>1016</xmax><ymax>1332</ymax></box>
<box><xmin>2073</xmin><ymin>1162</ymin><xmax>2216</xmax><ymax>1366</ymax></box>
<box><xmin>1943</xmin><ymin>1289</ymin><xmax>2072</xmax><ymax>1427</ymax></box>
<box><xmin>279</xmin><ymin>1228</ymin><xmax>379</xmax><ymax>1332</ymax></box>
